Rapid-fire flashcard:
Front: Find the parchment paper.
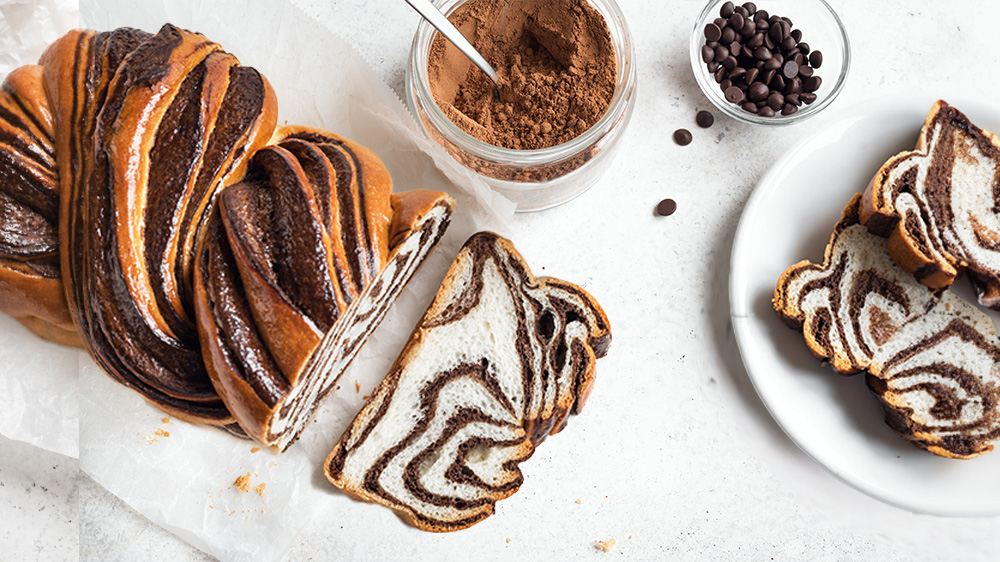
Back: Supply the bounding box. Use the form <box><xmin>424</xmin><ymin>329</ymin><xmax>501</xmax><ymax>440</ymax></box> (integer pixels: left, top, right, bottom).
<box><xmin>0</xmin><ymin>0</ymin><xmax>80</xmax><ymax>459</ymax></box>
<box><xmin>1</xmin><ymin>0</ymin><xmax>513</xmax><ymax>560</ymax></box>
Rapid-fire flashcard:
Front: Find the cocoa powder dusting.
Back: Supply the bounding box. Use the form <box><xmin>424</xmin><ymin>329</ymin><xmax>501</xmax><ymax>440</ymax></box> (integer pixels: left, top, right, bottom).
<box><xmin>428</xmin><ymin>0</ymin><xmax>616</xmax><ymax>150</ymax></box>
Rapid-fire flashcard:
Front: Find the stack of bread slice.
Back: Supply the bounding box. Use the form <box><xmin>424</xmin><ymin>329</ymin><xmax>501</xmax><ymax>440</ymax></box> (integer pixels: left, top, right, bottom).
<box><xmin>775</xmin><ymin>101</ymin><xmax>1000</xmax><ymax>459</ymax></box>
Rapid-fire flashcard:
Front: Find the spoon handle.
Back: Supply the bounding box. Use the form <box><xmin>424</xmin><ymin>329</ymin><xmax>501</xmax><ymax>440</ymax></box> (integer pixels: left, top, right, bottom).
<box><xmin>404</xmin><ymin>0</ymin><xmax>500</xmax><ymax>84</ymax></box>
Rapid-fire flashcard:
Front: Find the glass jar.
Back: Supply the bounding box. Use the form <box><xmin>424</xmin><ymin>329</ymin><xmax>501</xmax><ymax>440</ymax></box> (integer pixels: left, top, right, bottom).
<box><xmin>406</xmin><ymin>0</ymin><xmax>637</xmax><ymax>212</ymax></box>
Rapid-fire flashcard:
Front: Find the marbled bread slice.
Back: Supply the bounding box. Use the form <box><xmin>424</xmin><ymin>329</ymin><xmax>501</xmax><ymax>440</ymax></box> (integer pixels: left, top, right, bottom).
<box><xmin>867</xmin><ymin>293</ymin><xmax>1000</xmax><ymax>459</ymax></box>
<box><xmin>861</xmin><ymin>100</ymin><xmax>1000</xmax><ymax>308</ymax></box>
<box><xmin>325</xmin><ymin>232</ymin><xmax>610</xmax><ymax>532</ymax></box>
<box><xmin>774</xmin><ymin>194</ymin><xmax>939</xmax><ymax>374</ymax></box>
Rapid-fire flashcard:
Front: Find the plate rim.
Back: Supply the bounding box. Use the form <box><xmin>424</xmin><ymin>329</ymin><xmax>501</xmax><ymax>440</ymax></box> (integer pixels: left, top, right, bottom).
<box><xmin>728</xmin><ymin>94</ymin><xmax>1000</xmax><ymax>517</ymax></box>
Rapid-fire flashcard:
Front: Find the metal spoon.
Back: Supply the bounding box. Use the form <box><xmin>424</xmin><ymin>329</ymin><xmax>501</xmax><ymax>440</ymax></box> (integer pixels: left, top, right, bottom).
<box><xmin>404</xmin><ymin>0</ymin><xmax>500</xmax><ymax>85</ymax></box>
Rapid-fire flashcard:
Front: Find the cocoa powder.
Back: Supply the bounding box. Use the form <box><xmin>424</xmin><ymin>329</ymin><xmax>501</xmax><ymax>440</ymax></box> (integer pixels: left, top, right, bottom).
<box><xmin>427</xmin><ymin>0</ymin><xmax>616</xmax><ymax>150</ymax></box>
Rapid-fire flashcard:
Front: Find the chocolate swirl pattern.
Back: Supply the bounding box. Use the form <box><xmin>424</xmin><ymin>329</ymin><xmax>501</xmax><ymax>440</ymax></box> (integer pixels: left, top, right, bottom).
<box><xmin>867</xmin><ymin>294</ymin><xmax>1000</xmax><ymax>459</ymax></box>
<box><xmin>325</xmin><ymin>232</ymin><xmax>611</xmax><ymax>531</ymax></box>
<box><xmin>194</xmin><ymin>127</ymin><xmax>454</xmax><ymax>449</ymax></box>
<box><xmin>774</xmin><ymin>195</ymin><xmax>938</xmax><ymax>374</ymax></box>
<box><xmin>861</xmin><ymin>100</ymin><xmax>1000</xmax><ymax>308</ymax></box>
<box><xmin>0</xmin><ymin>63</ymin><xmax>80</xmax><ymax>346</ymax></box>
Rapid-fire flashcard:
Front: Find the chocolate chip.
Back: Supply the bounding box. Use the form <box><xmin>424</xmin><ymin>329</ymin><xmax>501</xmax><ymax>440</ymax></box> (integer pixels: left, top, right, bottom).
<box><xmin>748</xmin><ymin>32</ymin><xmax>764</xmax><ymax>48</ymax></box>
<box><xmin>722</xmin><ymin>56</ymin><xmax>737</xmax><ymax>70</ymax></box>
<box><xmin>707</xmin><ymin>61</ymin><xmax>720</xmax><ymax>72</ymax></box>
<box><xmin>767</xmin><ymin>92</ymin><xmax>784</xmax><ymax>110</ymax></box>
<box><xmin>764</xmin><ymin>57</ymin><xmax>781</xmax><ymax>70</ymax></box>
<box><xmin>781</xmin><ymin>103</ymin><xmax>798</xmax><ymax>116</ymax></box>
<box><xmin>741</xmin><ymin>101</ymin><xmax>758</xmax><ymax>113</ymax></box>
<box><xmin>704</xmin><ymin>23</ymin><xmax>722</xmax><ymax>42</ymax></box>
<box><xmin>714</xmin><ymin>66</ymin><xmax>726</xmax><ymax>83</ymax></box>
<box><xmin>696</xmin><ymin>110</ymin><xmax>714</xmax><ymax>128</ymax></box>
<box><xmin>721</xmin><ymin>26</ymin><xmax>737</xmax><ymax>44</ymax></box>
<box><xmin>673</xmin><ymin>129</ymin><xmax>692</xmax><ymax>146</ymax></box>
<box><xmin>729</xmin><ymin>66</ymin><xmax>747</xmax><ymax>80</ymax></box>
<box><xmin>754</xmin><ymin>46</ymin><xmax>772</xmax><ymax>60</ymax></box>
<box><xmin>785</xmin><ymin>93</ymin><xmax>800</xmax><ymax>106</ymax></box>
<box><xmin>763</xmin><ymin>68</ymin><xmax>776</xmax><ymax>85</ymax></box>
<box><xmin>745</xmin><ymin>67</ymin><xmax>759</xmax><ymax>83</ymax></box>
<box><xmin>720</xmin><ymin>1</ymin><xmax>735</xmax><ymax>17</ymax></box>
<box><xmin>657</xmin><ymin>198</ymin><xmax>678</xmax><ymax>216</ymax></box>
<box><xmin>790</xmin><ymin>29</ymin><xmax>802</xmax><ymax>42</ymax></box>
<box><xmin>728</xmin><ymin>12</ymin><xmax>745</xmax><ymax>30</ymax></box>
<box><xmin>809</xmin><ymin>50</ymin><xmax>823</xmax><ymax>68</ymax></box>
<box><xmin>701</xmin><ymin>45</ymin><xmax>715</xmax><ymax>63</ymax></box>
<box><xmin>782</xmin><ymin>60</ymin><xmax>799</xmax><ymax>79</ymax></box>
<box><xmin>729</xmin><ymin>41</ymin><xmax>742</xmax><ymax>57</ymax></box>
<box><xmin>803</xmin><ymin>75</ymin><xmax>822</xmax><ymax>92</ymax></box>
<box><xmin>714</xmin><ymin>17</ymin><xmax>727</xmax><ymax>27</ymax></box>
<box><xmin>742</xmin><ymin>2</ymin><xmax>756</xmax><ymax>14</ymax></box>
<box><xmin>714</xmin><ymin>45</ymin><xmax>730</xmax><ymax>62</ymax></box>
<box><xmin>798</xmin><ymin>65</ymin><xmax>813</xmax><ymax>78</ymax></box>
<box><xmin>800</xmin><ymin>92</ymin><xmax>818</xmax><ymax>104</ymax></box>
<box><xmin>734</xmin><ymin>6</ymin><xmax>749</xmax><ymax>18</ymax></box>
<box><xmin>754</xmin><ymin>9</ymin><xmax>768</xmax><ymax>22</ymax></box>
<box><xmin>797</xmin><ymin>42</ymin><xmax>810</xmax><ymax>55</ymax></box>
<box><xmin>725</xmin><ymin>86</ymin><xmax>745</xmax><ymax>104</ymax></box>
<box><xmin>748</xmin><ymin>82</ymin><xmax>769</xmax><ymax>101</ymax></box>
<box><xmin>772</xmin><ymin>75</ymin><xmax>785</xmax><ymax>91</ymax></box>
<box><xmin>740</xmin><ymin>19</ymin><xmax>756</xmax><ymax>35</ymax></box>
<box><xmin>758</xmin><ymin>105</ymin><xmax>776</xmax><ymax>117</ymax></box>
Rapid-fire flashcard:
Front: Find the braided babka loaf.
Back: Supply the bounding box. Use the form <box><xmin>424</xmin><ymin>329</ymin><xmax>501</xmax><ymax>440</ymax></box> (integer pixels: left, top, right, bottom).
<box><xmin>0</xmin><ymin>25</ymin><xmax>455</xmax><ymax>448</ymax></box>
<box><xmin>326</xmin><ymin>232</ymin><xmax>610</xmax><ymax>531</ymax></box>
<box><xmin>773</xmin><ymin>195</ymin><xmax>939</xmax><ymax>375</ymax></box>
<box><xmin>861</xmin><ymin>100</ymin><xmax>1000</xmax><ymax>308</ymax></box>
<box><xmin>776</xmin><ymin>195</ymin><xmax>1000</xmax><ymax>458</ymax></box>
<box><xmin>867</xmin><ymin>293</ymin><xmax>1000</xmax><ymax>459</ymax></box>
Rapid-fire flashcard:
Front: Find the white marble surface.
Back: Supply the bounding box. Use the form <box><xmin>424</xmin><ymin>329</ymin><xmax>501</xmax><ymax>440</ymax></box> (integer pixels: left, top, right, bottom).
<box><xmin>4</xmin><ymin>0</ymin><xmax>1000</xmax><ymax>560</ymax></box>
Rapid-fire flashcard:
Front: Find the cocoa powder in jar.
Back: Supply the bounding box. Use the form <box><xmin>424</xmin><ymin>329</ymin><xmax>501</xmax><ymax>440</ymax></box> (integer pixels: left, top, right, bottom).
<box><xmin>427</xmin><ymin>0</ymin><xmax>616</xmax><ymax>151</ymax></box>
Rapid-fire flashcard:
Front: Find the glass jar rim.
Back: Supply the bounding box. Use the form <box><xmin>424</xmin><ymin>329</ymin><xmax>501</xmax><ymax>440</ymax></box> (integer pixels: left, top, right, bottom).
<box><xmin>407</xmin><ymin>0</ymin><xmax>637</xmax><ymax>166</ymax></box>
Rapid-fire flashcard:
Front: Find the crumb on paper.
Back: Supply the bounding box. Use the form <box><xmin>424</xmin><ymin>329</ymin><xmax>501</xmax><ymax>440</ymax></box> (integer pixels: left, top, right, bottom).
<box><xmin>250</xmin><ymin>447</ymin><xmax>260</xmax><ymax>454</ymax></box>
<box><xmin>595</xmin><ymin>539</ymin><xmax>616</xmax><ymax>552</ymax></box>
<box><xmin>575</xmin><ymin>499</ymin><xmax>582</xmax><ymax>504</ymax></box>
<box><xmin>506</xmin><ymin>538</ymin><xmax>511</xmax><ymax>543</ymax></box>
<box><xmin>155</xmin><ymin>428</ymin><xmax>169</xmax><ymax>438</ymax></box>
<box><xmin>161</xmin><ymin>417</ymin><xmax>171</xmax><ymax>424</ymax></box>
<box><xmin>362</xmin><ymin>394</ymin><xmax>371</xmax><ymax>400</ymax></box>
<box><xmin>255</xmin><ymin>483</ymin><xmax>266</xmax><ymax>497</ymax></box>
<box><xmin>355</xmin><ymin>380</ymin><xmax>361</xmax><ymax>393</ymax></box>
<box><xmin>234</xmin><ymin>472</ymin><xmax>253</xmax><ymax>493</ymax></box>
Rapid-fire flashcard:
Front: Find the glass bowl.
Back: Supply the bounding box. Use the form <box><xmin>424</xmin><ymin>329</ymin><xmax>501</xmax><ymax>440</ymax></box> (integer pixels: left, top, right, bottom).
<box><xmin>689</xmin><ymin>0</ymin><xmax>850</xmax><ymax>126</ymax></box>
<box><xmin>406</xmin><ymin>0</ymin><xmax>637</xmax><ymax>212</ymax></box>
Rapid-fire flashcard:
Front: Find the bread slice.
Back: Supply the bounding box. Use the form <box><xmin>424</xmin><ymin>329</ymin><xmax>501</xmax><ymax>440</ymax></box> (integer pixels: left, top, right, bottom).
<box><xmin>774</xmin><ymin>194</ymin><xmax>939</xmax><ymax>374</ymax></box>
<box><xmin>867</xmin><ymin>293</ymin><xmax>1000</xmax><ymax>459</ymax></box>
<box><xmin>860</xmin><ymin>100</ymin><xmax>1000</xmax><ymax>307</ymax></box>
<box><xmin>325</xmin><ymin>232</ymin><xmax>610</xmax><ymax>532</ymax></box>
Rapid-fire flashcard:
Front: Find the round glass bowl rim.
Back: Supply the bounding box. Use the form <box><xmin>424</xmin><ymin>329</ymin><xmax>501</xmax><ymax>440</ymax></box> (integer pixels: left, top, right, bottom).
<box><xmin>406</xmin><ymin>0</ymin><xmax>637</xmax><ymax>166</ymax></box>
<box><xmin>689</xmin><ymin>0</ymin><xmax>851</xmax><ymax>126</ymax></box>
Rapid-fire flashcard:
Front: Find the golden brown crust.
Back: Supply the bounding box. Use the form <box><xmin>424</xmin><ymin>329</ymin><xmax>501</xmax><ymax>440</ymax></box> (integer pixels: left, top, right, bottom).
<box><xmin>13</xmin><ymin>315</ymin><xmax>83</xmax><ymax>348</ymax></box>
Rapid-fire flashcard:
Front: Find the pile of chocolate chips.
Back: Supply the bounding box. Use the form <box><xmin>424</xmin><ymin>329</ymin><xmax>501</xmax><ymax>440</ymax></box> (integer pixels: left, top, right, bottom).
<box><xmin>701</xmin><ymin>1</ymin><xmax>823</xmax><ymax>117</ymax></box>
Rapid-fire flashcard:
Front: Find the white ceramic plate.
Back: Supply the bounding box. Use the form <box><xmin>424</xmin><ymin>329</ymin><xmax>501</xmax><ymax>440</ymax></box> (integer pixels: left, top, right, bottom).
<box><xmin>730</xmin><ymin>95</ymin><xmax>1000</xmax><ymax>516</ymax></box>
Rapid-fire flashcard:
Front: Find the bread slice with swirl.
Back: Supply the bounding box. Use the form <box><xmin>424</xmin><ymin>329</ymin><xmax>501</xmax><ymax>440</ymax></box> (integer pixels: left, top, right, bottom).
<box><xmin>860</xmin><ymin>100</ymin><xmax>1000</xmax><ymax>308</ymax></box>
<box><xmin>867</xmin><ymin>293</ymin><xmax>1000</xmax><ymax>459</ymax></box>
<box><xmin>774</xmin><ymin>194</ymin><xmax>939</xmax><ymax>374</ymax></box>
<box><xmin>325</xmin><ymin>232</ymin><xmax>610</xmax><ymax>532</ymax></box>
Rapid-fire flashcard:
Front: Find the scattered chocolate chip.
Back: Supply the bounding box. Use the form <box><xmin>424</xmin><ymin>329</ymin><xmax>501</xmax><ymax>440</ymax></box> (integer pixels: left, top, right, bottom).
<box><xmin>673</xmin><ymin>129</ymin><xmax>692</xmax><ymax>146</ymax></box>
<box><xmin>656</xmin><ymin>198</ymin><xmax>678</xmax><ymax>216</ymax></box>
<box><xmin>696</xmin><ymin>110</ymin><xmax>715</xmax><ymax>128</ymax></box>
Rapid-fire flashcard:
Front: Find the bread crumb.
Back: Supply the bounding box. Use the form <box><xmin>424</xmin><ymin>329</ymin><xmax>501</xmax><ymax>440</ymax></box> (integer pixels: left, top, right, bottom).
<box><xmin>575</xmin><ymin>499</ymin><xmax>582</xmax><ymax>504</ymax></box>
<box><xmin>362</xmin><ymin>394</ymin><xmax>371</xmax><ymax>401</ymax></box>
<box><xmin>234</xmin><ymin>472</ymin><xmax>252</xmax><ymax>493</ymax></box>
<box><xmin>255</xmin><ymin>483</ymin><xmax>266</xmax><ymax>497</ymax></box>
<box><xmin>355</xmin><ymin>380</ymin><xmax>361</xmax><ymax>393</ymax></box>
<box><xmin>595</xmin><ymin>539</ymin><xmax>616</xmax><ymax>552</ymax></box>
<box><xmin>161</xmin><ymin>417</ymin><xmax>171</xmax><ymax>424</ymax></box>
<box><xmin>250</xmin><ymin>447</ymin><xmax>260</xmax><ymax>454</ymax></box>
<box><xmin>155</xmin><ymin>428</ymin><xmax>170</xmax><ymax>438</ymax></box>
<box><xmin>506</xmin><ymin>538</ymin><xmax>511</xmax><ymax>543</ymax></box>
